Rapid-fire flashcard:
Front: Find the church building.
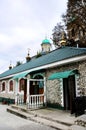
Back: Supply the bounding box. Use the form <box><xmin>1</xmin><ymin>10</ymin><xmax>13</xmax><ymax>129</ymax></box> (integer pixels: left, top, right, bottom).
<box><xmin>0</xmin><ymin>38</ymin><xmax>86</xmax><ymax>114</ymax></box>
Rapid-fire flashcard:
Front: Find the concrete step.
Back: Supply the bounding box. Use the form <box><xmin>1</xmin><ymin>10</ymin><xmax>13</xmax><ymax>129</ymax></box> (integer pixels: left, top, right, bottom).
<box><xmin>7</xmin><ymin>107</ymin><xmax>70</xmax><ymax>130</ymax></box>
<box><xmin>7</xmin><ymin>107</ymin><xmax>33</xmax><ymax>119</ymax></box>
<box><xmin>69</xmin><ymin>125</ymin><xmax>86</xmax><ymax>130</ymax></box>
<box><xmin>30</xmin><ymin>116</ymin><xmax>70</xmax><ymax>130</ymax></box>
<box><xmin>10</xmin><ymin>105</ymin><xmax>73</xmax><ymax>126</ymax></box>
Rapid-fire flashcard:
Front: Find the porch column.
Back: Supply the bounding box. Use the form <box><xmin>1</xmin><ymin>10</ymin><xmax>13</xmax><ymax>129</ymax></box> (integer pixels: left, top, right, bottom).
<box><xmin>60</xmin><ymin>79</ymin><xmax>64</xmax><ymax>107</ymax></box>
<box><xmin>26</xmin><ymin>79</ymin><xmax>30</xmax><ymax>108</ymax></box>
<box><xmin>44</xmin><ymin>77</ymin><xmax>47</xmax><ymax>106</ymax></box>
<box><xmin>15</xmin><ymin>79</ymin><xmax>18</xmax><ymax>105</ymax></box>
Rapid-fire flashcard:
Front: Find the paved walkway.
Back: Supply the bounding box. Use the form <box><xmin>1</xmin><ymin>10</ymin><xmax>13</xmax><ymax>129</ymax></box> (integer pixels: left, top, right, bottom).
<box><xmin>28</xmin><ymin>108</ymin><xmax>76</xmax><ymax>125</ymax></box>
<box><xmin>27</xmin><ymin>108</ymin><xmax>86</xmax><ymax>130</ymax></box>
<box><xmin>7</xmin><ymin>104</ymin><xmax>86</xmax><ymax>130</ymax></box>
<box><xmin>7</xmin><ymin>105</ymin><xmax>77</xmax><ymax>130</ymax></box>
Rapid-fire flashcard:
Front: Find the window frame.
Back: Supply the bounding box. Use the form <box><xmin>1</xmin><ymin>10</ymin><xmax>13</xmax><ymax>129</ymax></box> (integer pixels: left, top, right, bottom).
<box><xmin>1</xmin><ymin>81</ymin><xmax>6</xmax><ymax>93</ymax></box>
<box><xmin>8</xmin><ymin>80</ymin><xmax>14</xmax><ymax>93</ymax></box>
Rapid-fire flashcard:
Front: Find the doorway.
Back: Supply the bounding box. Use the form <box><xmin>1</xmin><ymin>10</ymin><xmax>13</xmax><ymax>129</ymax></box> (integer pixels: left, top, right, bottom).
<box><xmin>63</xmin><ymin>75</ymin><xmax>76</xmax><ymax>114</ymax></box>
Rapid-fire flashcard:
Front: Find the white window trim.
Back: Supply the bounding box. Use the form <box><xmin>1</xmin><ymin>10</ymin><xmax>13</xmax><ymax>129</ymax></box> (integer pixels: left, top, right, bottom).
<box><xmin>1</xmin><ymin>81</ymin><xmax>6</xmax><ymax>93</ymax></box>
<box><xmin>75</xmin><ymin>74</ymin><xmax>80</xmax><ymax>97</ymax></box>
<box><xmin>8</xmin><ymin>79</ymin><xmax>14</xmax><ymax>93</ymax></box>
<box><xmin>18</xmin><ymin>79</ymin><xmax>24</xmax><ymax>95</ymax></box>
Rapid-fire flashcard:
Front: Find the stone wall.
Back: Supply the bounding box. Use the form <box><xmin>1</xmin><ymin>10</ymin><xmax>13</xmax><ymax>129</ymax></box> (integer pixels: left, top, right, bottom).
<box><xmin>0</xmin><ymin>92</ymin><xmax>15</xmax><ymax>99</ymax></box>
<box><xmin>78</xmin><ymin>60</ymin><xmax>86</xmax><ymax>95</ymax></box>
<box><xmin>46</xmin><ymin>79</ymin><xmax>61</xmax><ymax>104</ymax></box>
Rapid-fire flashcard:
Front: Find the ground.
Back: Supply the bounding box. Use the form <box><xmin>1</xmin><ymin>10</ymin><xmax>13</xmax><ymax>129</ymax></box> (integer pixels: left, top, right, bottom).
<box><xmin>0</xmin><ymin>104</ymin><xmax>56</xmax><ymax>130</ymax></box>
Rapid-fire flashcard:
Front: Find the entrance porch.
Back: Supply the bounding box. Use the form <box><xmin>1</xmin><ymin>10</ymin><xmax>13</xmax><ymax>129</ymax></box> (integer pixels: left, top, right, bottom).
<box><xmin>15</xmin><ymin>77</ymin><xmax>46</xmax><ymax>109</ymax></box>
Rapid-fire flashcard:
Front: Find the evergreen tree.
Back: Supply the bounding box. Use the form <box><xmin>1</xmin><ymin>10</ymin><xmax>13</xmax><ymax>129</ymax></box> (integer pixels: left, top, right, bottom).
<box><xmin>63</xmin><ymin>0</ymin><xmax>86</xmax><ymax>47</ymax></box>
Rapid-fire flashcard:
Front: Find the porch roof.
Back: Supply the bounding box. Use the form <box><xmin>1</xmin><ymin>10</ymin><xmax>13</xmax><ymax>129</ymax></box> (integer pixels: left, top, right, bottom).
<box><xmin>12</xmin><ymin>72</ymin><xmax>29</xmax><ymax>80</ymax></box>
<box><xmin>48</xmin><ymin>69</ymin><xmax>78</xmax><ymax>80</ymax></box>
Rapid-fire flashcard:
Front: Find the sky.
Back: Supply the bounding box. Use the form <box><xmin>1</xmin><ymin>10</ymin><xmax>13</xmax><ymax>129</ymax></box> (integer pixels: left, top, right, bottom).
<box><xmin>0</xmin><ymin>0</ymin><xmax>67</xmax><ymax>73</ymax></box>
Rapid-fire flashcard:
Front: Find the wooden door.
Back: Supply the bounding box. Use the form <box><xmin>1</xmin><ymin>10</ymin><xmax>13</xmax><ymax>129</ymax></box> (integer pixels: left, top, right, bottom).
<box><xmin>63</xmin><ymin>78</ymin><xmax>70</xmax><ymax>110</ymax></box>
<box><xmin>68</xmin><ymin>76</ymin><xmax>76</xmax><ymax>114</ymax></box>
<box><xmin>63</xmin><ymin>76</ymin><xmax>76</xmax><ymax>114</ymax></box>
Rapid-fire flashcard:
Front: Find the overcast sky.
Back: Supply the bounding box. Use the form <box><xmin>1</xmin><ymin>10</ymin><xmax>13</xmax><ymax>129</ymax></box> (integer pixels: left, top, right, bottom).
<box><xmin>0</xmin><ymin>0</ymin><xmax>67</xmax><ymax>73</ymax></box>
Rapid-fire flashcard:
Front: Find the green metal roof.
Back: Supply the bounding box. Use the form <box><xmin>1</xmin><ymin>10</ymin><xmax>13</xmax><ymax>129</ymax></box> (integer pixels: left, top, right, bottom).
<box><xmin>42</xmin><ymin>39</ymin><xmax>50</xmax><ymax>44</ymax></box>
<box><xmin>48</xmin><ymin>69</ymin><xmax>78</xmax><ymax>80</ymax></box>
<box><xmin>0</xmin><ymin>47</ymin><xmax>86</xmax><ymax>79</ymax></box>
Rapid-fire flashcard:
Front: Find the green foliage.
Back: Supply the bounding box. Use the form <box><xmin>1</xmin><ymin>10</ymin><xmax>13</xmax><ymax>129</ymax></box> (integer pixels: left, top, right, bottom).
<box><xmin>16</xmin><ymin>61</ymin><xmax>22</xmax><ymax>66</ymax></box>
<box><xmin>36</xmin><ymin>51</ymin><xmax>42</xmax><ymax>58</ymax></box>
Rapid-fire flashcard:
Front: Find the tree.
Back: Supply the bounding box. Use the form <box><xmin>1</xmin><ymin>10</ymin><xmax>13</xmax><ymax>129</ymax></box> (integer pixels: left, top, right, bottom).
<box><xmin>63</xmin><ymin>0</ymin><xmax>86</xmax><ymax>47</ymax></box>
<box><xmin>52</xmin><ymin>22</ymin><xmax>65</xmax><ymax>48</ymax></box>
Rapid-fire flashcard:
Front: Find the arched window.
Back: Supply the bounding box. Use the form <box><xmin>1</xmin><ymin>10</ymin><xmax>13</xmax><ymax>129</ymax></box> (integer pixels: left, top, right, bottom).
<box><xmin>31</xmin><ymin>74</ymin><xmax>44</xmax><ymax>95</ymax></box>
<box><xmin>33</xmin><ymin>74</ymin><xmax>44</xmax><ymax>79</ymax></box>
<box><xmin>2</xmin><ymin>82</ymin><xmax>5</xmax><ymax>91</ymax></box>
<box><xmin>9</xmin><ymin>80</ymin><xmax>13</xmax><ymax>91</ymax></box>
<box><xmin>19</xmin><ymin>78</ymin><xmax>25</xmax><ymax>92</ymax></box>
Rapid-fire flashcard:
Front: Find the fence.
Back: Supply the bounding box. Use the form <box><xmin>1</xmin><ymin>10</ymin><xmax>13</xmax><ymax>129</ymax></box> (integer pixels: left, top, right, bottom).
<box><xmin>27</xmin><ymin>94</ymin><xmax>44</xmax><ymax>109</ymax></box>
<box><xmin>17</xmin><ymin>94</ymin><xmax>44</xmax><ymax>109</ymax></box>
